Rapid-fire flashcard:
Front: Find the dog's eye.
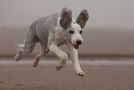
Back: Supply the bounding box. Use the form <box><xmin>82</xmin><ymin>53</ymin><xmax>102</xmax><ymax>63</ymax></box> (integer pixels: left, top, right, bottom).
<box><xmin>69</xmin><ymin>30</ymin><xmax>74</xmax><ymax>34</ymax></box>
<box><xmin>79</xmin><ymin>30</ymin><xmax>82</xmax><ymax>34</ymax></box>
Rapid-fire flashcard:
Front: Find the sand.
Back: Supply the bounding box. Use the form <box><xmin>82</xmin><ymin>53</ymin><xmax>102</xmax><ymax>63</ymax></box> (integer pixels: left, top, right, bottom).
<box><xmin>0</xmin><ymin>60</ymin><xmax>134</xmax><ymax>90</ymax></box>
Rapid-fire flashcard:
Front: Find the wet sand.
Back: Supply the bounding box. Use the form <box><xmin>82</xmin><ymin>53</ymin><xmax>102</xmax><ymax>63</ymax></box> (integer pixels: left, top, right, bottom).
<box><xmin>0</xmin><ymin>60</ymin><xmax>134</xmax><ymax>90</ymax></box>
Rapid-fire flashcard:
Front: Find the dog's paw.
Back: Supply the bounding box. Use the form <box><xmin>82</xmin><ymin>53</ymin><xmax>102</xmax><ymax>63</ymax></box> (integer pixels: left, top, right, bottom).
<box><xmin>33</xmin><ymin>62</ymin><xmax>38</xmax><ymax>67</ymax></box>
<box><xmin>33</xmin><ymin>58</ymin><xmax>39</xmax><ymax>67</ymax></box>
<box><xmin>56</xmin><ymin>65</ymin><xmax>64</xmax><ymax>71</ymax></box>
<box><xmin>76</xmin><ymin>71</ymin><xmax>85</xmax><ymax>77</ymax></box>
<box><xmin>56</xmin><ymin>60</ymin><xmax>66</xmax><ymax>71</ymax></box>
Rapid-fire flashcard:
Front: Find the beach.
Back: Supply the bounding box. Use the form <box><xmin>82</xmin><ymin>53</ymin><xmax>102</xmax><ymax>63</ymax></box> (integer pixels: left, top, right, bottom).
<box><xmin>0</xmin><ymin>59</ymin><xmax>134</xmax><ymax>90</ymax></box>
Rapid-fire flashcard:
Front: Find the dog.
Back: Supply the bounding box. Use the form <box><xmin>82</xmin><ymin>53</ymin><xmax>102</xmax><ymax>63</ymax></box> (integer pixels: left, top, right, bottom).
<box><xmin>15</xmin><ymin>7</ymin><xmax>89</xmax><ymax>76</ymax></box>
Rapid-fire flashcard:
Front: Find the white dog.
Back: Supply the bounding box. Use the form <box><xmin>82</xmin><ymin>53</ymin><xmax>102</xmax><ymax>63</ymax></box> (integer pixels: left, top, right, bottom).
<box><xmin>15</xmin><ymin>8</ymin><xmax>89</xmax><ymax>76</ymax></box>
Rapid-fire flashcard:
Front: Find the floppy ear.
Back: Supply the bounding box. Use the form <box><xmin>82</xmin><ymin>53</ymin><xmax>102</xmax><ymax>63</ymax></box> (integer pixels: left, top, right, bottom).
<box><xmin>59</xmin><ymin>8</ymin><xmax>72</xmax><ymax>29</ymax></box>
<box><xmin>76</xmin><ymin>9</ymin><xmax>89</xmax><ymax>28</ymax></box>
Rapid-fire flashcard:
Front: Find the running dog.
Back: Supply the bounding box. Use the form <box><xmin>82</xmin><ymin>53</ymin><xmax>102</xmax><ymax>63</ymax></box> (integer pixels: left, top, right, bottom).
<box><xmin>15</xmin><ymin>7</ymin><xmax>89</xmax><ymax>76</ymax></box>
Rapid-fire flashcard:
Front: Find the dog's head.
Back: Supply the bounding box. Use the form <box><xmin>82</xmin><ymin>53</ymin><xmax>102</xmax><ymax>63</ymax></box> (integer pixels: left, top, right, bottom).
<box><xmin>60</xmin><ymin>8</ymin><xmax>89</xmax><ymax>49</ymax></box>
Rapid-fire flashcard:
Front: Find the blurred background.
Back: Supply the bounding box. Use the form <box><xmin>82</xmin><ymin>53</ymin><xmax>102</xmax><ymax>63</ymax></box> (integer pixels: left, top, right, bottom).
<box><xmin>0</xmin><ymin>0</ymin><xmax>134</xmax><ymax>58</ymax></box>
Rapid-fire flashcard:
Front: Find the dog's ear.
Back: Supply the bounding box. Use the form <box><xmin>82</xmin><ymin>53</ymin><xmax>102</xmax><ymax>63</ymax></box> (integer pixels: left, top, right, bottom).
<box><xmin>60</xmin><ymin>7</ymin><xmax>72</xmax><ymax>29</ymax></box>
<box><xmin>76</xmin><ymin>9</ymin><xmax>89</xmax><ymax>28</ymax></box>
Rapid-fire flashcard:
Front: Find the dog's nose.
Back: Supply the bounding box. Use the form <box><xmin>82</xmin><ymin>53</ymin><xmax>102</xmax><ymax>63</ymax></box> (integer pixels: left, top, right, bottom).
<box><xmin>76</xmin><ymin>40</ymin><xmax>82</xmax><ymax>45</ymax></box>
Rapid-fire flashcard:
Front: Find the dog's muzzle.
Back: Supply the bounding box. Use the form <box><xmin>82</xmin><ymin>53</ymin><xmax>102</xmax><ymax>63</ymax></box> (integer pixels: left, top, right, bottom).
<box><xmin>65</xmin><ymin>38</ymin><xmax>82</xmax><ymax>49</ymax></box>
<box><xmin>73</xmin><ymin>40</ymin><xmax>82</xmax><ymax>49</ymax></box>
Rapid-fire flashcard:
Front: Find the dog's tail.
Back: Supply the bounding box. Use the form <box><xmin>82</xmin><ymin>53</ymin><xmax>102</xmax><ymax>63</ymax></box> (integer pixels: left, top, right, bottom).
<box><xmin>17</xmin><ymin>44</ymin><xmax>25</xmax><ymax>48</ymax></box>
<box><xmin>17</xmin><ymin>44</ymin><xmax>24</xmax><ymax>48</ymax></box>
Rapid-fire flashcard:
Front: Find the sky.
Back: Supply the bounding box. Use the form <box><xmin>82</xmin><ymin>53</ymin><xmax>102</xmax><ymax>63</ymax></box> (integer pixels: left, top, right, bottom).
<box><xmin>0</xmin><ymin>0</ymin><xmax>134</xmax><ymax>29</ymax></box>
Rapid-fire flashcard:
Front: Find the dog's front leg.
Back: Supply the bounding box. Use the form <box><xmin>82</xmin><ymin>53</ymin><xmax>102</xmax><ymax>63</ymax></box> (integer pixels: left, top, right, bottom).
<box><xmin>49</xmin><ymin>44</ymin><xmax>68</xmax><ymax>70</ymax></box>
<box><xmin>68</xmin><ymin>46</ymin><xmax>85</xmax><ymax>76</ymax></box>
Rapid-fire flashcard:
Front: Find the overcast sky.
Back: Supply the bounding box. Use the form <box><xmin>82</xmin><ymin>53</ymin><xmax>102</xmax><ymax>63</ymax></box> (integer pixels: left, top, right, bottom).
<box><xmin>0</xmin><ymin>0</ymin><xmax>134</xmax><ymax>29</ymax></box>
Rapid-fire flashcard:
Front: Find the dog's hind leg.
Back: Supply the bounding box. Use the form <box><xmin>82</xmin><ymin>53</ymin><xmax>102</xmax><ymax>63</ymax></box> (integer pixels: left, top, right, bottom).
<box><xmin>15</xmin><ymin>41</ymin><xmax>36</xmax><ymax>61</ymax></box>
<box><xmin>33</xmin><ymin>43</ymin><xmax>49</xmax><ymax>67</ymax></box>
<box><xmin>15</xmin><ymin>27</ymin><xmax>38</xmax><ymax>61</ymax></box>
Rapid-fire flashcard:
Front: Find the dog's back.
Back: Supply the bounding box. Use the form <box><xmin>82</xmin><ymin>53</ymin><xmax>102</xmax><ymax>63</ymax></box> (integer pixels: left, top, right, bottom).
<box><xmin>29</xmin><ymin>13</ymin><xmax>59</xmax><ymax>45</ymax></box>
<box><xmin>16</xmin><ymin>13</ymin><xmax>59</xmax><ymax>55</ymax></box>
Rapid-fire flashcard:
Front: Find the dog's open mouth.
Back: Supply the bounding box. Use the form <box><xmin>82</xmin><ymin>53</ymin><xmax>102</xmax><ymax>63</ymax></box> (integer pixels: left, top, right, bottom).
<box><xmin>73</xmin><ymin>44</ymin><xmax>80</xmax><ymax>49</ymax></box>
<box><xmin>66</xmin><ymin>39</ymin><xmax>80</xmax><ymax>49</ymax></box>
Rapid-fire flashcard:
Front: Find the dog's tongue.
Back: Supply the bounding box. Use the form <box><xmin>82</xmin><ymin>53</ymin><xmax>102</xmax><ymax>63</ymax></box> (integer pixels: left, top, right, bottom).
<box><xmin>74</xmin><ymin>45</ymin><xmax>79</xmax><ymax>49</ymax></box>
